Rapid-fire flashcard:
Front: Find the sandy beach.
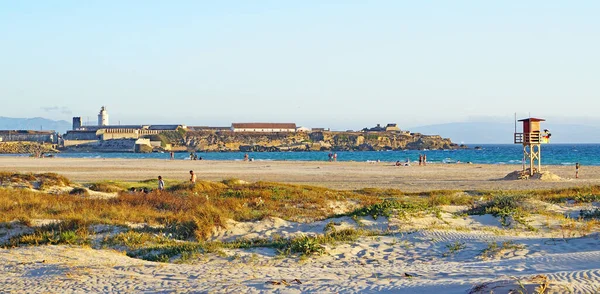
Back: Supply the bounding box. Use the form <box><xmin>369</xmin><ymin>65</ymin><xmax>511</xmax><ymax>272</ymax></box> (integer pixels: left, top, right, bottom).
<box><xmin>1</xmin><ymin>157</ymin><xmax>600</xmax><ymax>293</ymax></box>
<box><xmin>1</xmin><ymin>156</ymin><xmax>599</xmax><ymax>191</ymax></box>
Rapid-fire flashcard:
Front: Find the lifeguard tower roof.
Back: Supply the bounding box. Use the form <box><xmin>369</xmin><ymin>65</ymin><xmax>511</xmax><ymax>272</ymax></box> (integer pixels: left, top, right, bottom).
<box><xmin>518</xmin><ymin>118</ymin><xmax>546</xmax><ymax>122</ymax></box>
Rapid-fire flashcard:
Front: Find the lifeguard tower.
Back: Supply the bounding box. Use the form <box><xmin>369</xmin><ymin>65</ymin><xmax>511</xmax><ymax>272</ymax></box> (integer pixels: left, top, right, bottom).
<box><xmin>514</xmin><ymin>117</ymin><xmax>550</xmax><ymax>176</ymax></box>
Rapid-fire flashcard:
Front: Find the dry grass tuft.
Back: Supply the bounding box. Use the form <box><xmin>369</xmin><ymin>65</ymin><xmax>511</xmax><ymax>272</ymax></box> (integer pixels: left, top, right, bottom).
<box><xmin>0</xmin><ymin>172</ymin><xmax>71</xmax><ymax>190</ymax></box>
<box><xmin>88</xmin><ymin>182</ymin><xmax>123</xmax><ymax>193</ymax></box>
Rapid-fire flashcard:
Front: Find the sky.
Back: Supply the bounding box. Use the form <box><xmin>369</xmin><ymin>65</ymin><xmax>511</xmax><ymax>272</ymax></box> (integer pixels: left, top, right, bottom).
<box><xmin>1</xmin><ymin>1</ymin><xmax>599</xmax><ymax>130</ymax></box>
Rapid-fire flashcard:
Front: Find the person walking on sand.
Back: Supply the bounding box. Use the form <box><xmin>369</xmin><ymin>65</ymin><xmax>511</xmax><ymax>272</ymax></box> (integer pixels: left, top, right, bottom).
<box><xmin>333</xmin><ymin>153</ymin><xmax>337</xmax><ymax>162</ymax></box>
<box><xmin>158</xmin><ymin>176</ymin><xmax>165</xmax><ymax>191</ymax></box>
<box><xmin>189</xmin><ymin>170</ymin><xmax>197</xmax><ymax>184</ymax></box>
<box><xmin>170</xmin><ymin>152</ymin><xmax>174</xmax><ymax>160</ymax></box>
<box><xmin>575</xmin><ymin>162</ymin><xmax>580</xmax><ymax>179</ymax></box>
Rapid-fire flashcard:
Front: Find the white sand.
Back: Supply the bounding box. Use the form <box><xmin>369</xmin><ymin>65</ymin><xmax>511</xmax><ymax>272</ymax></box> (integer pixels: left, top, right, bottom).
<box><xmin>1</xmin><ymin>209</ymin><xmax>599</xmax><ymax>293</ymax></box>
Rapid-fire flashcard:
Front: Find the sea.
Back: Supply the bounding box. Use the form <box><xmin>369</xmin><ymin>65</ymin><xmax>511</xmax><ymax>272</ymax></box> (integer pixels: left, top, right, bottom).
<box><xmin>2</xmin><ymin>144</ymin><xmax>599</xmax><ymax>166</ymax></box>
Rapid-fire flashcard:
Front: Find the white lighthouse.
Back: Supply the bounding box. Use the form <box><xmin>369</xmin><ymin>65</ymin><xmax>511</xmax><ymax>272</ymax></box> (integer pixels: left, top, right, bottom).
<box><xmin>98</xmin><ymin>106</ymin><xmax>109</xmax><ymax>126</ymax></box>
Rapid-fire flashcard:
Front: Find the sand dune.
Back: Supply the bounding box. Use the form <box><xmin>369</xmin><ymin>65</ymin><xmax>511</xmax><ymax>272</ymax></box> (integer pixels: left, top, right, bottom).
<box><xmin>1</xmin><ymin>214</ymin><xmax>599</xmax><ymax>293</ymax></box>
<box><xmin>1</xmin><ymin>157</ymin><xmax>600</xmax><ymax>293</ymax></box>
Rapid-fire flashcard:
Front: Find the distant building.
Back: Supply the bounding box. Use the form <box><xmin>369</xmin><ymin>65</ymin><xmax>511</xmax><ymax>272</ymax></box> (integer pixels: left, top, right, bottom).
<box><xmin>0</xmin><ymin>130</ymin><xmax>56</xmax><ymax>143</ymax></box>
<box><xmin>311</xmin><ymin>128</ymin><xmax>330</xmax><ymax>132</ymax></box>
<box><xmin>148</xmin><ymin>125</ymin><xmax>186</xmax><ymax>131</ymax></box>
<box><xmin>231</xmin><ymin>123</ymin><xmax>296</xmax><ymax>133</ymax></box>
<box><xmin>62</xmin><ymin>130</ymin><xmax>99</xmax><ymax>146</ymax></box>
<box><xmin>72</xmin><ymin>117</ymin><xmax>82</xmax><ymax>130</ymax></box>
<box><xmin>385</xmin><ymin>123</ymin><xmax>400</xmax><ymax>132</ymax></box>
<box><xmin>98</xmin><ymin>106</ymin><xmax>109</xmax><ymax>126</ymax></box>
<box><xmin>63</xmin><ymin>130</ymin><xmax>98</xmax><ymax>140</ymax></box>
<box><xmin>187</xmin><ymin>126</ymin><xmax>231</xmax><ymax>132</ymax></box>
<box><xmin>296</xmin><ymin>126</ymin><xmax>311</xmax><ymax>133</ymax></box>
<box><xmin>363</xmin><ymin>124</ymin><xmax>386</xmax><ymax>132</ymax></box>
<box><xmin>63</xmin><ymin>124</ymin><xmax>186</xmax><ymax>146</ymax></box>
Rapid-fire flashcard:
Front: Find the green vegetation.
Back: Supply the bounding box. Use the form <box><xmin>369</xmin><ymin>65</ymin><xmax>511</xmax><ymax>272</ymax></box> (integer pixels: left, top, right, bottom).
<box><xmin>443</xmin><ymin>241</ymin><xmax>466</xmax><ymax>257</ymax></box>
<box><xmin>157</xmin><ymin>129</ymin><xmax>186</xmax><ymax>147</ymax></box>
<box><xmin>479</xmin><ymin>241</ymin><xmax>526</xmax><ymax>260</ymax></box>
<box><xmin>1</xmin><ymin>175</ymin><xmax>376</xmax><ymax>244</ymax></box>
<box><xmin>9</xmin><ymin>219</ymin><xmax>90</xmax><ymax>247</ymax></box>
<box><xmin>100</xmin><ymin>227</ymin><xmax>371</xmax><ymax>262</ymax></box>
<box><xmin>534</xmin><ymin>186</ymin><xmax>600</xmax><ymax>203</ymax></box>
<box><xmin>87</xmin><ymin>179</ymin><xmax>179</xmax><ymax>192</ymax></box>
<box><xmin>341</xmin><ymin>199</ymin><xmax>435</xmax><ymax>220</ymax></box>
<box><xmin>2</xmin><ymin>172</ymin><xmax>600</xmax><ymax>264</ymax></box>
<box><xmin>365</xmin><ymin>134</ymin><xmax>379</xmax><ymax>140</ymax></box>
<box><xmin>88</xmin><ymin>182</ymin><xmax>123</xmax><ymax>193</ymax></box>
<box><xmin>466</xmin><ymin>194</ymin><xmax>540</xmax><ymax>230</ymax></box>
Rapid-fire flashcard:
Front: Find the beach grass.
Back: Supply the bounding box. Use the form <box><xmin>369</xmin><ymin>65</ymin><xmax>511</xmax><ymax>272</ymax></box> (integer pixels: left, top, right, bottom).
<box><xmin>2</xmin><ymin>172</ymin><xmax>600</xmax><ymax>263</ymax></box>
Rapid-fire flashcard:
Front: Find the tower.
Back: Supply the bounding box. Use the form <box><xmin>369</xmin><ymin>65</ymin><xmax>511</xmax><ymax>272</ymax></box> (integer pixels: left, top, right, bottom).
<box><xmin>98</xmin><ymin>106</ymin><xmax>109</xmax><ymax>126</ymax></box>
<box><xmin>72</xmin><ymin>117</ymin><xmax>82</xmax><ymax>130</ymax></box>
<box><xmin>514</xmin><ymin>117</ymin><xmax>549</xmax><ymax>176</ymax></box>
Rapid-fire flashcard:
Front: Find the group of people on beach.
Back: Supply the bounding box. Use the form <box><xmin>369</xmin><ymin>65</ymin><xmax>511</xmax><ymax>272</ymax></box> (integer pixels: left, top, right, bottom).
<box><xmin>189</xmin><ymin>152</ymin><xmax>203</xmax><ymax>160</ymax></box>
<box><xmin>328</xmin><ymin>152</ymin><xmax>337</xmax><ymax>162</ymax></box>
<box><xmin>169</xmin><ymin>151</ymin><xmax>203</xmax><ymax>161</ymax></box>
<box><xmin>243</xmin><ymin>153</ymin><xmax>255</xmax><ymax>161</ymax></box>
<box><xmin>395</xmin><ymin>159</ymin><xmax>410</xmax><ymax>166</ymax></box>
<box><xmin>394</xmin><ymin>154</ymin><xmax>427</xmax><ymax>167</ymax></box>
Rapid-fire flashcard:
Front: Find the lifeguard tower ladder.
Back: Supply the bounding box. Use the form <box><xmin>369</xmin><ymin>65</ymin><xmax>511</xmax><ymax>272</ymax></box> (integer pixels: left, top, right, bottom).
<box><xmin>514</xmin><ymin>117</ymin><xmax>546</xmax><ymax>176</ymax></box>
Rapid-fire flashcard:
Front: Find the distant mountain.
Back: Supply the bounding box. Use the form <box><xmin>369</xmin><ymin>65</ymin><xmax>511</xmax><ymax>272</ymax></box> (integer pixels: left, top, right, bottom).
<box><xmin>410</xmin><ymin>122</ymin><xmax>600</xmax><ymax>144</ymax></box>
<box><xmin>0</xmin><ymin>117</ymin><xmax>71</xmax><ymax>134</ymax></box>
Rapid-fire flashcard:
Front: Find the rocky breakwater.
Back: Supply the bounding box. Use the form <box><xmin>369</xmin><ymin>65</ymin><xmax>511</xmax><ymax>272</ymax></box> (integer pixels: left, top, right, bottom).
<box><xmin>182</xmin><ymin>131</ymin><xmax>465</xmax><ymax>152</ymax></box>
<box><xmin>0</xmin><ymin>142</ymin><xmax>58</xmax><ymax>155</ymax></box>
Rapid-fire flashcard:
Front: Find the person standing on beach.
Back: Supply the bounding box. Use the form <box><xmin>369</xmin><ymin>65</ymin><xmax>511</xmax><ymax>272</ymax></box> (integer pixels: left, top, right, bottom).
<box><xmin>158</xmin><ymin>176</ymin><xmax>165</xmax><ymax>191</ymax></box>
<box><xmin>423</xmin><ymin>154</ymin><xmax>427</xmax><ymax>166</ymax></box>
<box><xmin>575</xmin><ymin>162</ymin><xmax>580</xmax><ymax>178</ymax></box>
<box><xmin>170</xmin><ymin>152</ymin><xmax>174</xmax><ymax>160</ymax></box>
<box><xmin>419</xmin><ymin>155</ymin><xmax>423</xmax><ymax>166</ymax></box>
<box><xmin>189</xmin><ymin>170</ymin><xmax>197</xmax><ymax>184</ymax></box>
<box><xmin>333</xmin><ymin>153</ymin><xmax>337</xmax><ymax>162</ymax></box>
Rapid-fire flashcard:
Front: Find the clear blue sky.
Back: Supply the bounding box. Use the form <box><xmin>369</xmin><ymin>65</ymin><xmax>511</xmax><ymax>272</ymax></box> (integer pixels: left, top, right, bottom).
<box><xmin>1</xmin><ymin>1</ymin><xmax>599</xmax><ymax>130</ymax></box>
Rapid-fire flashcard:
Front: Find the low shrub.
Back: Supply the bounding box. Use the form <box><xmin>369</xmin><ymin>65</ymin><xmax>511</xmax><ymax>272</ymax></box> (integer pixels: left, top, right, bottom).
<box><xmin>466</xmin><ymin>194</ymin><xmax>539</xmax><ymax>230</ymax></box>
<box><xmin>88</xmin><ymin>182</ymin><xmax>123</xmax><ymax>193</ymax></box>
<box><xmin>343</xmin><ymin>199</ymin><xmax>432</xmax><ymax>220</ymax></box>
<box><xmin>289</xmin><ymin>235</ymin><xmax>325</xmax><ymax>256</ymax></box>
<box><xmin>69</xmin><ymin>187</ymin><xmax>89</xmax><ymax>196</ymax></box>
<box><xmin>479</xmin><ymin>241</ymin><xmax>526</xmax><ymax>260</ymax></box>
<box><xmin>580</xmin><ymin>208</ymin><xmax>600</xmax><ymax>220</ymax></box>
<box><xmin>9</xmin><ymin>219</ymin><xmax>90</xmax><ymax>246</ymax></box>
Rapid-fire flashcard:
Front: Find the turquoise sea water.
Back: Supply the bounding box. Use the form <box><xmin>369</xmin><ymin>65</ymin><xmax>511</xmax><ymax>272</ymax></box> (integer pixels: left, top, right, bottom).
<box><xmin>4</xmin><ymin>144</ymin><xmax>599</xmax><ymax>166</ymax></box>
